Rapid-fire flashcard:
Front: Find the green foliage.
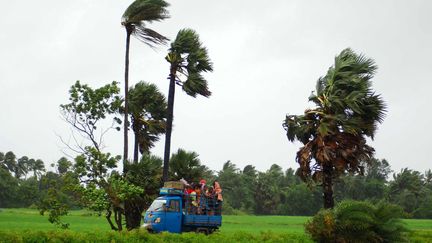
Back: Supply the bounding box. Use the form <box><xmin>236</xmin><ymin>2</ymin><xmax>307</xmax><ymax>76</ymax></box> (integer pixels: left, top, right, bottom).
<box><xmin>167</xmin><ymin>28</ymin><xmax>213</xmax><ymax>97</ymax></box>
<box><xmin>121</xmin><ymin>0</ymin><xmax>170</xmax><ymax>47</ymax></box>
<box><xmin>0</xmin><ymin>167</ymin><xmax>18</xmax><ymax>207</ymax></box>
<box><xmin>125</xmin><ymin>154</ymin><xmax>163</xmax><ymax>206</ymax></box>
<box><xmin>56</xmin><ymin>157</ymin><xmax>73</xmax><ymax>175</ymax></box>
<box><xmin>60</xmin><ymin>81</ymin><xmax>122</xmax><ymax>150</ymax></box>
<box><xmin>77</xmin><ymin>183</ymin><xmax>110</xmax><ymax>213</ymax></box>
<box><xmin>128</xmin><ymin>81</ymin><xmax>167</xmax><ymax>158</ymax></box>
<box><xmin>38</xmin><ymin>184</ymin><xmax>70</xmax><ymax>229</ymax></box>
<box><xmin>283</xmin><ymin>49</ymin><xmax>387</xmax><ymax>209</ymax></box>
<box><xmin>306</xmin><ymin>200</ymin><xmax>408</xmax><ymax>243</ymax></box>
<box><xmin>388</xmin><ymin>168</ymin><xmax>425</xmax><ymax>215</ymax></box>
<box><xmin>61</xmin><ymin>80</ymin><xmax>122</xmax><ymax>124</ymax></box>
<box><xmin>1</xmin><ymin>210</ymin><xmax>432</xmax><ymax>242</ymax></box>
<box><xmin>169</xmin><ymin>148</ymin><xmax>211</xmax><ymax>183</ymax></box>
<box><xmin>109</xmin><ymin>176</ymin><xmax>144</xmax><ymax>201</ymax></box>
<box><xmin>74</xmin><ymin>147</ymin><xmax>121</xmax><ymax>182</ymax></box>
<box><xmin>0</xmin><ymin>229</ymin><xmax>313</xmax><ymax>243</ymax></box>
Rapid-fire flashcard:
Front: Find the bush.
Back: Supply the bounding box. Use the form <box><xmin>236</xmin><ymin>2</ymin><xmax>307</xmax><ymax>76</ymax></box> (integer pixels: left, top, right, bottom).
<box><xmin>0</xmin><ymin>229</ymin><xmax>313</xmax><ymax>243</ymax></box>
<box><xmin>305</xmin><ymin>200</ymin><xmax>409</xmax><ymax>243</ymax></box>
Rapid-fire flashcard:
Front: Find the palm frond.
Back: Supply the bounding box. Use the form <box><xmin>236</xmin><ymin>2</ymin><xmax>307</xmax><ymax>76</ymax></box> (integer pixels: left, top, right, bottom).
<box><xmin>122</xmin><ymin>0</ymin><xmax>169</xmax><ymax>46</ymax></box>
<box><xmin>122</xmin><ymin>0</ymin><xmax>169</xmax><ymax>24</ymax></box>
<box><xmin>132</xmin><ymin>26</ymin><xmax>169</xmax><ymax>47</ymax></box>
<box><xmin>182</xmin><ymin>72</ymin><xmax>211</xmax><ymax>97</ymax></box>
<box><xmin>168</xmin><ymin>28</ymin><xmax>213</xmax><ymax>98</ymax></box>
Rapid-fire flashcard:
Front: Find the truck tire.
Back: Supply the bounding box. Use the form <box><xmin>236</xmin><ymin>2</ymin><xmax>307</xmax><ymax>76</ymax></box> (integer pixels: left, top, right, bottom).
<box><xmin>196</xmin><ymin>228</ymin><xmax>209</xmax><ymax>235</ymax></box>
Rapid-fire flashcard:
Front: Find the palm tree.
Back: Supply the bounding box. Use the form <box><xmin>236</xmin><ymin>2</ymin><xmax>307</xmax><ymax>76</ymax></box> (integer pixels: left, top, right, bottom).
<box><xmin>163</xmin><ymin>29</ymin><xmax>213</xmax><ymax>182</ymax></box>
<box><xmin>16</xmin><ymin>156</ymin><xmax>30</xmax><ymax>179</ymax></box>
<box><xmin>128</xmin><ymin>81</ymin><xmax>167</xmax><ymax>162</ymax></box>
<box><xmin>28</xmin><ymin>159</ymin><xmax>45</xmax><ymax>179</ymax></box>
<box><xmin>283</xmin><ymin>48</ymin><xmax>386</xmax><ymax>209</ymax></box>
<box><xmin>2</xmin><ymin>151</ymin><xmax>17</xmax><ymax>175</ymax></box>
<box><xmin>121</xmin><ymin>0</ymin><xmax>169</xmax><ymax>170</ymax></box>
<box><xmin>169</xmin><ymin>148</ymin><xmax>211</xmax><ymax>183</ymax></box>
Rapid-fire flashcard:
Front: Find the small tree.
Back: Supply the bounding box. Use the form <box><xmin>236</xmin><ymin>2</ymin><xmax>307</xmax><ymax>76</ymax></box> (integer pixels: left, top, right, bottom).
<box><xmin>60</xmin><ymin>81</ymin><xmax>126</xmax><ymax>230</ymax></box>
<box><xmin>283</xmin><ymin>49</ymin><xmax>386</xmax><ymax>208</ymax></box>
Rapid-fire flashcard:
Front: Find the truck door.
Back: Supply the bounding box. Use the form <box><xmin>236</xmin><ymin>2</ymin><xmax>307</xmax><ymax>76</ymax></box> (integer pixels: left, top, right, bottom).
<box><xmin>165</xmin><ymin>199</ymin><xmax>182</xmax><ymax>233</ymax></box>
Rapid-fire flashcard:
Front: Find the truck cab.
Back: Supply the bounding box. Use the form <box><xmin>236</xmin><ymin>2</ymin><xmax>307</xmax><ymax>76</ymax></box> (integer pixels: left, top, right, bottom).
<box><xmin>142</xmin><ymin>185</ymin><xmax>222</xmax><ymax>234</ymax></box>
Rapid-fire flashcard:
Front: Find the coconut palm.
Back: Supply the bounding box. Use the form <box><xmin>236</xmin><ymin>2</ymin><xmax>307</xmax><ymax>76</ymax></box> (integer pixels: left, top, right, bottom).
<box><xmin>283</xmin><ymin>48</ymin><xmax>386</xmax><ymax>208</ymax></box>
<box><xmin>163</xmin><ymin>29</ymin><xmax>213</xmax><ymax>182</ymax></box>
<box><xmin>121</xmin><ymin>0</ymin><xmax>169</xmax><ymax>168</ymax></box>
<box><xmin>128</xmin><ymin>81</ymin><xmax>167</xmax><ymax>162</ymax></box>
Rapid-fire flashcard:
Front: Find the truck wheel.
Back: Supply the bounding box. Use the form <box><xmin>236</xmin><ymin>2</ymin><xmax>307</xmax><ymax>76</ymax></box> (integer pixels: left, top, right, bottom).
<box><xmin>196</xmin><ymin>228</ymin><xmax>209</xmax><ymax>235</ymax></box>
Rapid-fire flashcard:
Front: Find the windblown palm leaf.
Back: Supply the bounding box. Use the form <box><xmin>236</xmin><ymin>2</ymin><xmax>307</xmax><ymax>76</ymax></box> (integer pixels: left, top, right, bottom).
<box><xmin>122</xmin><ymin>0</ymin><xmax>170</xmax><ymax>47</ymax></box>
<box><xmin>167</xmin><ymin>28</ymin><xmax>213</xmax><ymax>97</ymax></box>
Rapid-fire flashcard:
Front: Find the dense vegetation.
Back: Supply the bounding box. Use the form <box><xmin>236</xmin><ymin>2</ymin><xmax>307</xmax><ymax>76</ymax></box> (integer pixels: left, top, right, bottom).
<box><xmin>1</xmin><ymin>209</ymin><xmax>431</xmax><ymax>242</ymax></box>
<box><xmin>1</xmin><ymin>151</ymin><xmax>431</xmax><ymax>220</ymax></box>
<box><xmin>306</xmin><ymin>201</ymin><xmax>408</xmax><ymax>242</ymax></box>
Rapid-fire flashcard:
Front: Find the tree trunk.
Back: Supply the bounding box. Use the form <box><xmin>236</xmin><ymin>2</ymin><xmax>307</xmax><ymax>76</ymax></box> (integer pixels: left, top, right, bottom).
<box><xmin>125</xmin><ymin>200</ymin><xmax>143</xmax><ymax>230</ymax></box>
<box><xmin>133</xmin><ymin>129</ymin><xmax>139</xmax><ymax>163</ymax></box>
<box><xmin>114</xmin><ymin>208</ymin><xmax>123</xmax><ymax>231</ymax></box>
<box><xmin>105</xmin><ymin>209</ymin><xmax>118</xmax><ymax>231</ymax></box>
<box><xmin>123</xmin><ymin>27</ymin><xmax>132</xmax><ymax>173</ymax></box>
<box><xmin>322</xmin><ymin>164</ymin><xmax>335</xmax><ymax>209</ymax></box>
<box><xmin>162</xmin><ymin>65</ymin><xmax>177</xmax><ymax>182</ymax></box>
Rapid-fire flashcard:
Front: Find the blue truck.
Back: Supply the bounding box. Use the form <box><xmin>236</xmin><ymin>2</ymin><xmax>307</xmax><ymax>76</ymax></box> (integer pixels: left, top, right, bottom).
<box><xmin>142</xmin><ymin>184</ymin><xmax>222</xmax><ymax>234</ymax></box>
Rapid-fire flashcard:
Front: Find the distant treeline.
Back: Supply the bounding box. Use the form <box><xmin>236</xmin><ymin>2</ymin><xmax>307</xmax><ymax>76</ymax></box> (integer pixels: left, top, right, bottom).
<box><xmin>1</xmin><ymin>150</ymin><xmax>431</xmax><ymax>219</ymax></box>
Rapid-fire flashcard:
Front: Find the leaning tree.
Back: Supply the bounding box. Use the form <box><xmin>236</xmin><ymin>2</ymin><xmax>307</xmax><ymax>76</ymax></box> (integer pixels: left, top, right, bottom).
<box><xmin>283</xmin><ymin>48</ymin><xmax>386</xmax><ymax>208</ymax></box>
<box><xmin>121</xmin><ymin>0</ymin><xmax>169</xmax><ymax>169</ymax></box>
<box><xmin>162</xmin><ymin>29</ymin><xmax>213</xmax><ymax>182</ymax></box>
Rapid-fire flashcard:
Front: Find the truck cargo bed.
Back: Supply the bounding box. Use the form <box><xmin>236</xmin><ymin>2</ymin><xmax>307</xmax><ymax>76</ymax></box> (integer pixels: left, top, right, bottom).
<box><xmin>183</xmin><ymin>214</ymin><xmax>222</xmax><ymax>227</ymax></box>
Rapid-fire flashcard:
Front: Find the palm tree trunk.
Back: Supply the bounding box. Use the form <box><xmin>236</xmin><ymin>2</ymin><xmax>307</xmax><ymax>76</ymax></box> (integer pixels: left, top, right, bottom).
<box><xmin>322</xmin><ymin>164</ymin><xmax>335</xmax><ymax>209</ymax></box>
<box><xmin>123</xmin><ymin>27</ymin><xmax>132</xmax><ymax>173</ymax></box>
<box><xmin>163</xmin><ymin>65</ymin><xmax>176</xmax><ymax>182</ymax></box>
<box><xmin>133</xmin><ymin>132</ymin><xmax>139</xmax><ymax>163</ymax></box>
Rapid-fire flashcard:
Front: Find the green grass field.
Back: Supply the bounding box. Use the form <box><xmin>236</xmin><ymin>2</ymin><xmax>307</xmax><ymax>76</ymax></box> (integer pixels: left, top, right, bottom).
<box><xmin>0</xmin><ymin>208</ymin><xmax>431</xmax><ymax>242</ymax></box>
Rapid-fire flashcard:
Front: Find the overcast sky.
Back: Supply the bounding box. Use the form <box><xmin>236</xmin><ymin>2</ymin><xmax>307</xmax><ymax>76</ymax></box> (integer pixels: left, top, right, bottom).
<box><xmin>1</xmin><ymin>0</ymin><xmax>431</xmax><ymax>175</ymax></box>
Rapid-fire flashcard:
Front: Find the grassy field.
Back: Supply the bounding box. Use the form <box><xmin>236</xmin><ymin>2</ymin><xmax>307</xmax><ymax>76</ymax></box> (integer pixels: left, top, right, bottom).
<box><xmin>0</xmin><ymin>208</ymin><xmax>431</xmax><ymax>242</ymax></box>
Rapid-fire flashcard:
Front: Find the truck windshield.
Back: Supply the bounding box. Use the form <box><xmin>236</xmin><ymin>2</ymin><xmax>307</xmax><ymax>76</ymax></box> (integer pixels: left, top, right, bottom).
<box><xmin>147</xmin><ymin>199</ymin><xmax>167</xmax><ymax>212</ymax></box>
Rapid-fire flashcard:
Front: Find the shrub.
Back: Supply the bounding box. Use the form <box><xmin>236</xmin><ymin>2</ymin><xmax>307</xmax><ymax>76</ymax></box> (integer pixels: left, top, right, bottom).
<box><xmin>305</xmin><ymin>200</ymin><xmax>409</xmax><ymax>243</ymax></box>
<box><xmin>0</xmin><ymin>230</ymin><xmax>311</xmax><ymax>243</ymax></box>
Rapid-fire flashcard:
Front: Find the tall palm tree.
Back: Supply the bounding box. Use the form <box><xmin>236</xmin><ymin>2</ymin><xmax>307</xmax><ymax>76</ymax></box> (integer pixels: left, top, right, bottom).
<box><xmin>163</xmin><ymin>29</ymin><xmax>213</xmax><ymax>182</ymax></box>
<box><xmin>128</xmin><ymin>81</ymin><xmax>167</xmax><ymax>162</ymax></box>
<box><xmin>121</xmin><ymin>0</ymin><xmax>169</xmax><ymax>171</ymax></box>
<box><xmin>283</xmin><ymin>48</ymin><xmax>386</xmax><ymax>209</ymax></box>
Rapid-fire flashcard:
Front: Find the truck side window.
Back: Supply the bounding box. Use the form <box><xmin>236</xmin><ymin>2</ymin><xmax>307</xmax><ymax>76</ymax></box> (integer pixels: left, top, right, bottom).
<box><xmin>167</xmin><ymin>200</ymin><xmax>180</xmax><ymax>212</ymax></box>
